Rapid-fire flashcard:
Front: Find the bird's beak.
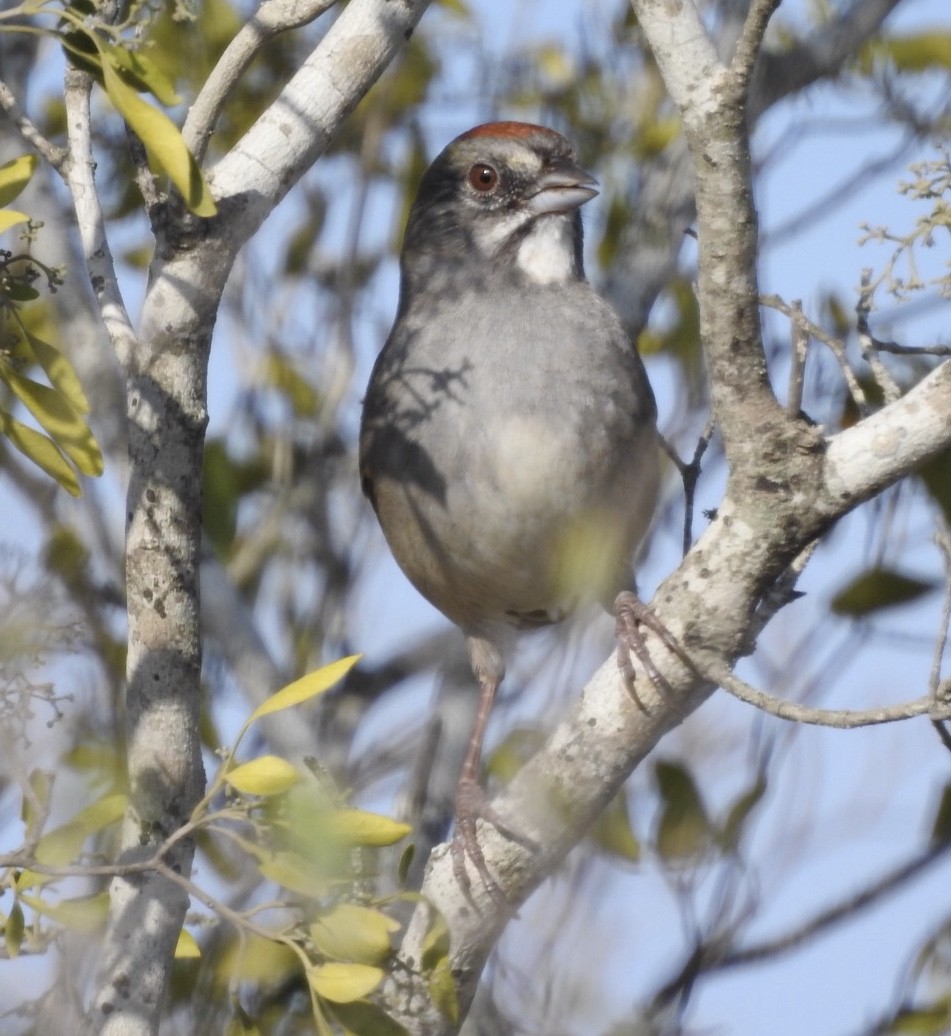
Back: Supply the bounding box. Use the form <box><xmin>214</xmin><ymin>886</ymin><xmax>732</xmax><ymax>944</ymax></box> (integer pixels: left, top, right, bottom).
<box><xmin>526</xmin><ymin>159</ymin><xmax>599</xmax><ymax>215</ymax></box>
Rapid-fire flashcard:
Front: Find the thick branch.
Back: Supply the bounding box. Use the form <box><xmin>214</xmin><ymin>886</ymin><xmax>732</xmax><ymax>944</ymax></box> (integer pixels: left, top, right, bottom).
<box><xmin>209</xmin><ymin>0</ymin><xmax>432</xmax><ymax>251</ymax></box>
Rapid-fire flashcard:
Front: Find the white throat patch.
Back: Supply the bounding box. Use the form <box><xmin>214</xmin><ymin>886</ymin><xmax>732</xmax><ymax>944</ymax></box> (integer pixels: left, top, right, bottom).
<box><xmin>515</xmin><ymin>217</ymin><xmax>576</xmax><ymax>285</ymax></box>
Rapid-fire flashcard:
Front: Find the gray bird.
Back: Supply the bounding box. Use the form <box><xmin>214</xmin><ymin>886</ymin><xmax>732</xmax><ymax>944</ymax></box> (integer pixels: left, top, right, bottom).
<box><xmin>359</xmin><ymin>121</ymin><xmax>659</xmax><ymax>901</ymax></box>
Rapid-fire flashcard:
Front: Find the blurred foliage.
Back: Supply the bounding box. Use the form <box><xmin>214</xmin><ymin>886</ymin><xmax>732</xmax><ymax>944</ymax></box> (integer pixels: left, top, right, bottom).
<box><xmin>0</xmin><ymin>155</ymin><xmax>102</xmax><ymax>495</ymax></box>
<box><xmin>1</xmin><ymin>657</ymin><xmax>455</xmax><ymax>1035</ymax></box>
<box><xmin>0</xmin><ymin>0</ymin><xmax>951</xmax><ymax>1033</ymax></box>
<box><xmin>831</xmin><ymin>567</ymin><xmax>937</xmax><ymax>617</ymax></box>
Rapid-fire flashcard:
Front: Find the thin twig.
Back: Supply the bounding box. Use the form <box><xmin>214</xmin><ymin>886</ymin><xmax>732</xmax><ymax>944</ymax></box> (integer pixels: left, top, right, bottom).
<box><xmin>761</xmin><ymin>293</ymin><xmax>869</xmax><ymax>413</ymax></box>
<box><xmin>183</xmin><ymin>0</ymin><xmax>339</xmax><ymax>163</ymax></box>
<box><xmin>930</xmin><ymin>526</ymin><xmax>951</xmax><ymax>752</ymax></box>
<box><xmin>0</xmin><ymin>77</ymin><xmax>68</xmax><ymax>172</ymax></box>
<box><xmin>730</xmin><ymin>0</ymin><xmax>783</xmax><ymax>88</ymax></box>
<box><xmin>660</xmin><ymin>419</ymin><xmax>715</xmax><ymax>557</ymax></box>
<box><xmin>63</xmin><ymin>66</ymin><xmax>138</xmax><ymax>370</ymax></box>
<box><xmin>719</xmin><ymin>841</ymin><xmax>951</xmax><ymax>969</ymax></box>
<box><xmin>786</xmin><ymin>299</ymin><xmax>808</xmax><ymax>417</ymax></box>
<box><xmin>705</xmin><ymin>656</ymin><xmax>951</xmax><ymax>728</ymax></box>
<box><xmin>857</xmin><ymin>268</ymin><xmax>902</xmax><ymax>405</ymax></box>
<box><xmin>871</xmin><ymin>340</ymin><xmax>951</xmax><ymax>358</ymax></box>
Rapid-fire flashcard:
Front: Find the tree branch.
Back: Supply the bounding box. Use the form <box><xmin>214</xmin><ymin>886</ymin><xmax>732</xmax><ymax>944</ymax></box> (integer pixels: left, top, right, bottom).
<box><xmin>210</xmin><ymin>0</ymin><xmax>433</xmax><ymax>251</ymax></box>
<box><xmin>0</xmin><ymin>76</ymin><xmax>67</xmax><ymax>171</ymax></box>
<box><xmin>183</xmin><ymin>0</ymin><xmax>339</xmax><ymax>163</ymax></box>
<box><xmin>63</xmin><ymin>67</ymin><xmax>137</xmax><ymax>372</ymax></box>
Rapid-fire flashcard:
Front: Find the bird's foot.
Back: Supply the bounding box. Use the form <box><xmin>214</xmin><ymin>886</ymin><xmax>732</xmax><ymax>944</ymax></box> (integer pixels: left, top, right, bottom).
<box><xmin>450</xmin><ymin>777</ymin><xmax>533</xmax><ymax>913</ymax></box>
<box><xmin>614</xmin><ymin>591</ymin><xmax>683</xmax><ymax>708</ymax></box>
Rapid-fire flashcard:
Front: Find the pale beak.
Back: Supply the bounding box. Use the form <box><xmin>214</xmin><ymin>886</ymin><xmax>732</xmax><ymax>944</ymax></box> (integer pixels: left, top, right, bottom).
<box><xmin>525</xmin><ymin>159</ymin><xmax>599</xmax><ymax>215</ymax></box>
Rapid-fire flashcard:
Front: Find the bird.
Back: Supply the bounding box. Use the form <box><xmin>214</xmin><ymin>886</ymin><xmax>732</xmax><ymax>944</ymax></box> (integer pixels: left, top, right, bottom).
<box><xmin>359</xmin><ymin>121</ymin><xmax>659</xmax><ymax>903</ymax></box>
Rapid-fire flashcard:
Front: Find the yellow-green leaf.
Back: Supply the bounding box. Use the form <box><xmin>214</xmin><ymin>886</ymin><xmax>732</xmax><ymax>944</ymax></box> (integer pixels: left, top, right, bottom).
<box><xmin>225</xmin><ymin>756</ymin><xmax>299</xmax><ymax>796</ymax></box>
<box><xmin>590</xmin><ymin>790</ymin><xmax>640</xmax><ymax>863</ymax></box>
<box><xmin>19</xmin><ymin>891</ymin><xmax>110</xmax><ymax>932</ymax></box>
<box><xmin>0</xmin><ymin>209</ymin><xmax>29</xmax><ymax>234</ymax></box>
<box><xmin>310</xmin><ymin>903</ymin><xmax>399</xmax><ymax>964</ymax></box>
<box><xmin>325</xmin><ymin>809</ymin><xmax>411</xmax><ymax>847</ymax></box>
<box><xmin>0</xmin><ymin>408</ymin><xmax>79</xmax><ymax>495</ymax></box>
<box><xmin>831</xmin><ymin>567</ymin><xmax>936</xmax><ymax>617</ymax></box>
<box><xmin>4</xmin><ymin>901</ymin><xmax>25</xmax><ymax>959</ymax></box>
<box><xmin>860</xmin><ymin>32</ymin><xmax>951</xmax><ymax>74</ymax></box>
<box><xmin>2</xmin><ymin>368</ymin><xmax>103</xmax><ymax>476</ymax></box>
<box><xmin>308</xmin><ymin>962</ymin><xmax>384</xmax><ymax>1003</ymax></box>
<box><xmin>257</xmin><ymin>850</ymin><xmax>329</xmax><ymax>897</ymax></box>
<box><xmin>103</xmin><ymin>41</ymin><xmax>181</xmax><ymax>106</ymax></box>
<box><xmin>100</xmin><ymin>58</ymin><xmax>216</xmax><ymax>217</ymax></box>
<box><xmin>20</xmin><ymin>328</ymin><xmax>91</xmax><ymax>414</ymax></box>
<box><xmin>21</xmin><ymin>770</ymin><xmax>53</xmax><ymax>843</ymax></box>
<box><xmin>33</xmin><ymin>792</ymin><xmax>127</xmax><ymax>866</ymax></box>
<box><xmin>654</xmin><ymin>760</ymin><xmax>713</xmax><ymax>861</ymax></box>
<box><xmin>427</xmin><ymin>956</ymin><xmax>459</xmax><ymax>1023</ymax></box>
<box><xmin>175</xmin><ymin>927</ymin><xmax>201</xmax><ymax>958</ymax></box>
<box><xmin>0</xmin><ymin>154</ymin><xmax>37</xmax><ymax>207</ymax></box>
<box><xmin>250</xmin><ymin>655</ymin><xmax>361</xmax><ymax>723</ymax></box>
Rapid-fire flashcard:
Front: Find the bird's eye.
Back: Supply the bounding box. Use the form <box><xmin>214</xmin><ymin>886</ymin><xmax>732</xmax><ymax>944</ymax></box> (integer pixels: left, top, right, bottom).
<box><xmin>468</xmin><ymin>164</ymin><xmax>499</xmax><ymax>192</ymax></box>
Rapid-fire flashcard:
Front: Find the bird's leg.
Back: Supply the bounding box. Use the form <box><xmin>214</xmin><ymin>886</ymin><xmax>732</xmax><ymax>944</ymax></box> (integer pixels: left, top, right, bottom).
<box><xmin>614</xmin><ymin>590</ymin><xmax>684</xmax><ymax>706</ymax></box>
<box><xmin>451</xmin><ymin>667</ymin><xmax>509</xmax><ymax>906</ymax></box>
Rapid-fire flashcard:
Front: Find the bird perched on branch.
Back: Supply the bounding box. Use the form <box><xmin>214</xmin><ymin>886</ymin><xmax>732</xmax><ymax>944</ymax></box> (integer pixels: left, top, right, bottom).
<box><xmin>359</xmin><ymin>121</ymin><xmax>659</xmax><ymax>903</ymax></box>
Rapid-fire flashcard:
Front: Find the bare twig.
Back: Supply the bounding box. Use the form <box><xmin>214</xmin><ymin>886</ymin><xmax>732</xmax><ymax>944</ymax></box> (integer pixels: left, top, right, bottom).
<box><xmin>857</xmin><ymin>268</ymin><xmax>902</xmax><ymax>405</ymax></box>
<box><xmin>872</xmin><ymin>340</ymin><xmax>951</xmax><ymax>358</ymax></box>
<box><xmin>786</xmin><ymin>299</ymin><xmax>808</xmax><ymax>417</ymax></box>
<box><xmin>0</xmin><ymin>76</ymin><xmax>68</xmax><ymax>171</ymax></box>
<box><xmin>63</xmin><ymin>66</ymin><xmax>138</xmax><ymax>370</ymax></box>
<box><xmin>730</xmin><ymin>0</ymin><xmax>783</xmax><ymax>88</ymax></box>
<box><xmin>761</xmin><ymin>293</ymin><xmax>869</xmax><ymax>413</ymax></box>
<box><xmin>660</xmin><ymin>420</ymin><xmax>715</xmax><ymax>557</ymax></box>
<box><xmin>183</xmin><ymin>0</ymin><xmax>339</xmax><ymax>163</ymax></box>
<box><xmin>705</xmin><ymin>656</ymin><xmax>951</xmax><ymax>728</ymax></box>
<box><xmin>719</xmin><ymin>841</ymin><xmax>951</xmax><ymax>969</ymax></box>
<box><xmin>931</xmin><ymin>526</ymin><xmax>951</xmax><ymax>752</ymax></box>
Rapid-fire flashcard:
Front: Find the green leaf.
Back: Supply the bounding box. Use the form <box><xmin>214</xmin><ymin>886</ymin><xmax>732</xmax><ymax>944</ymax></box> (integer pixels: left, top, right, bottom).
<box><xmin>308</xmin><ymin>962</ymin><xmax>384</xmax><ymax>1003</ymax></box>
<box><xmin>99</xmin><ymin>55</ymin><xmax>216</xmax><ymax>217</ymax></box>
<box><xmin>327</xmin><ymin>1000</ymin><xmax>409</xmax><ymax>1036</ymax></box>
<box><xmin>33</xmin><ymin>792</ymin><xmax>127</xmax><ymax>867</ymax></box>
<box><xmin>919</xmin><ymin>449</ymin><xmax>951</xmax><ymax>526</ymax></box>
<box><xmin>4</xmin><ymin>901</ymin><xmax>25</xmax><ymax>959</ymax></box>
<box><xmin>19</xmin><ymin>328</ymin><xmax>91</xmax><ymax>414</ymax></box>
<box><xmin>427</xmin><ymin>956</ymin><xmax>459</xmax><ymax>1023</ymax></box>
<box><xmin>0</xmin><ymin>154</ymin><xmax>37</xmax><ymax>207</ymax></box>
<box><xmin>589</xmin><ymin>790</ymin><xmax>640</xmax><ymax>863</ymax></box>
<box><xmin>310</xmin><ymin>903</ymin><xmax>399</xmax><ymax>964</ymax></box>
<box><xmin>249</xmin><ymin>655</ymin><xmax>361</xmax><ymax>723</ymax></box>
<box><xmin>831</xmin><ymin>568</ymin><xmax>936</xmax><ymax>617</ymax></box>
<box><xmin>654</xmin><ymin>760</ymin><xmax>713</xmax><ymax>861</ymax></box>
<box><xmin>103</xmin><ymin>41</ymin><xmax>181</xmax><ymax>106</ymax></box>
<box><xmin>262</xmin><ymin>353</ymin><xmax>320</xmax><ymax>418</ymax></box>
<box><xmin>719</xmin><ymin>775</ymin><xmax>768</xmax><ymax>852</ymax></box>
<box><xmin>325</xmin><ymin>809</ymin><xmax>412</xmax><ymax>847</ymax></box>
<box><xmin>860</xmin><ymin>32</ymin><xmax>951</xmax><ymax>74</ymax></box>
<box><xmin>256</xmin><ymin>850</ymin><xmax>331</xmax><ymax>897</ymax></box>
<box><xmin>419</xmin><ymin>907</ymin><xmax>450</xmax><ymax>972</ymax></box>
<box><xmin>21</xmin><ymin>770</ymin><xmax>53</xmax><ymax>843</ymax></box>
<box><xmin>175</xmin><ymin>927</ymin><xmax>201</xmax><ymax>959</ymax></box>
<box><xmin>930</xmin><ymin>783</ymin><xmax>951</xmax><ymax>845</ymax></box>
<box><xmin>0</xmin><ymin>407</ymin><xmax>80</xmax><ymax>495</ymax></box>
<box><xmin>225</xmin><ymin>756</ymin><xmax>300</xmax><ymax>796</ymax></box>
<box><xmin>0</xmin><ymin>209</ymin><xmax>29</xmax><ymax>234</ymax></box>
<box><xmin>19</xmin><ymin>891</ymin><xmax>110</xmax><ymax>932</ymax></box>
<box><xmin>2</xmin><ymin>368</ymin><xmax>103</xmax><ymax>476</ymax></box>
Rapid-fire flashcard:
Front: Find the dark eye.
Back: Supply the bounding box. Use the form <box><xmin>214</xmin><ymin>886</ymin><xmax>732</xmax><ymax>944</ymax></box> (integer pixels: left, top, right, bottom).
<box><xmin>468</xmin><ymin>164</ymin><xmax>499</xmax><ymax>192</ymax></box>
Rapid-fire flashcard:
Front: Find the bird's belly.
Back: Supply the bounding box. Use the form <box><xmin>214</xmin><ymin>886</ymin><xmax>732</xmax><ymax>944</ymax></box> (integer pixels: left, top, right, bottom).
<box><xmin>373</xmin><ymin>412</ymin><xmax>657</xmax><ymax>631</ymax></box>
